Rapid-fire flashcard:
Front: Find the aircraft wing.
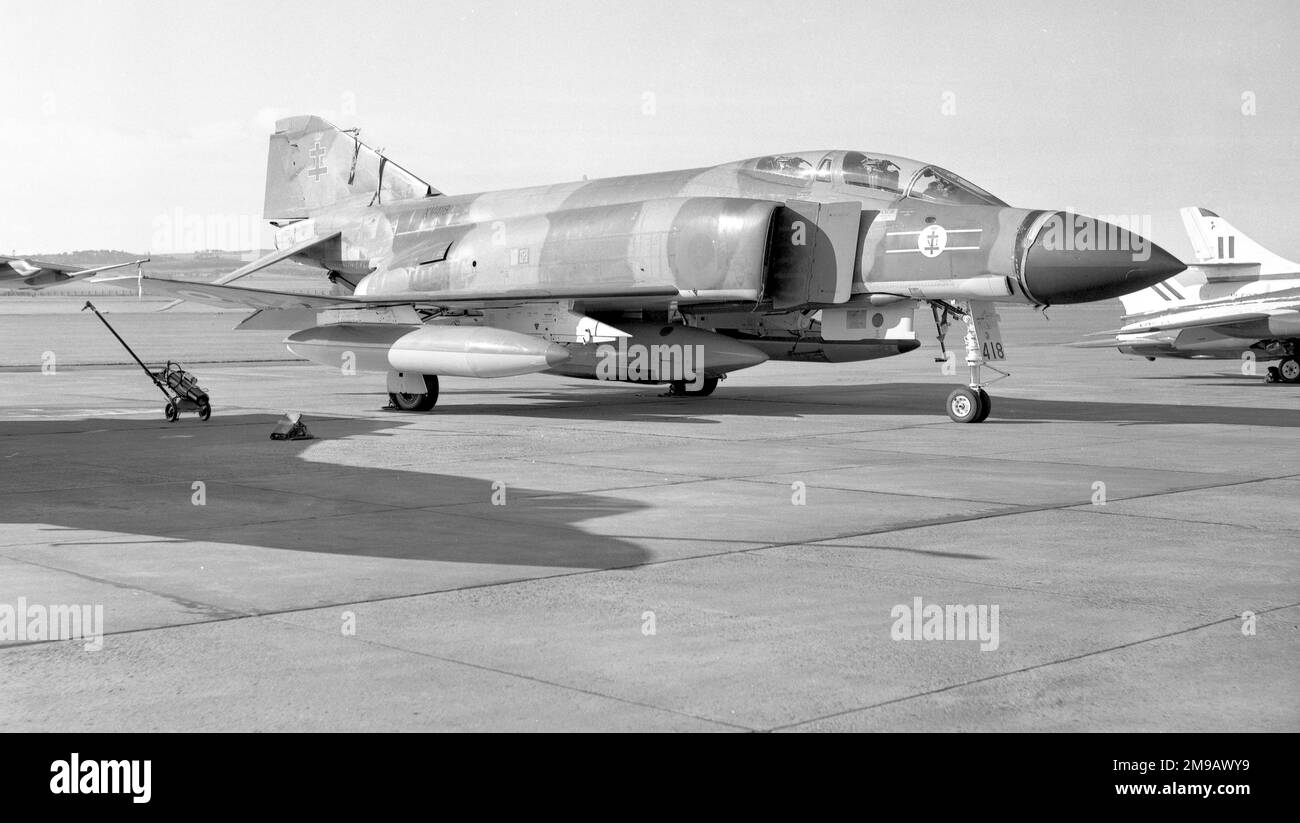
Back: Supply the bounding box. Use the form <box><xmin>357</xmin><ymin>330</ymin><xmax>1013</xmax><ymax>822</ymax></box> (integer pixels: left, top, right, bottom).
<box><xmin>135</xmin><ymin>274</ymin><xmax>681</xmax><ymax>310</ymax></box>
<box><xmin>1067</xmin><ymin>337</ymin><xmax>1136</xmax><ymax>349</ymax></box>
<box><xmin>1116</xmin><ymin>304</ymin><xmax>1296</xmax><ymax>333</ymax></box>
<box><xmin>0</xmin><ymin>256</ymin><xmax>147</xmax><ymax>290</ymax></box>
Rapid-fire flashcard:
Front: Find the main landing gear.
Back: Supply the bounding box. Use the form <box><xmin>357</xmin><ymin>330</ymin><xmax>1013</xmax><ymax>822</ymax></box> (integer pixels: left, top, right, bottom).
<box><xmin>931</xmin><ymin>300</ymin><xmax>1007</xmax><ymax>424</ymax></box>
<box><xmin>1262</xmin><ymin>342</ymin><xmax>1299</xmax><ymax>384</ymax></box>
<box><xmin>1272</xmin><ymin>356</ymin><xmax>1300</xmax><ymax>384</ymax></box>
<box><xmin>387</xmin><ymin>374</ymin><xmax>440</xmax><ymax>411</ymax></box>
<box><xmin>665</xmin><ymin>376</ymin><xmax>720</xmax><ymax>397</ymax></box>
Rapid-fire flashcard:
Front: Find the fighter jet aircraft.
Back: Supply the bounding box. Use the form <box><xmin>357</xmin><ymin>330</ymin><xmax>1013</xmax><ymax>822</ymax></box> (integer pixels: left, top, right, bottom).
<box><xmin>0</xmin><ymin>254</ymin><xmax>146</xmax><ymax>290</ymax></box>
<box><xmin>128</xmin><ymin>115</ymin><xmax>1183</xmax><ymax>422</ymax></box>
<box><xmin>1079</xmin><ymin>206</ymin><xmax>1300</xmax><ymax>383</ymax></box>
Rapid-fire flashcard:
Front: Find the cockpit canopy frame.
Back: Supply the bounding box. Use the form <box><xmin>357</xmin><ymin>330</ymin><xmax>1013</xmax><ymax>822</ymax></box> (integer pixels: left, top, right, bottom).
<box><xmin>740</xmin><ymin>150</ymin><xmax>1006</xmax><ymax>207</ymax></box>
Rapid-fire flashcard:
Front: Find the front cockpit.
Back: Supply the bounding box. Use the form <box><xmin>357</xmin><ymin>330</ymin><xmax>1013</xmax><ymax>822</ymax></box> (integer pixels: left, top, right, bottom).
<box><xmin>903</xmin><ymin>162</ymin><xmax>1005</xmax><ymax>206</ymax></box>
<box><xmin>740</xmin><ymin>150</ymin><xmax>1006</xmax><ymax>207</ymax></box>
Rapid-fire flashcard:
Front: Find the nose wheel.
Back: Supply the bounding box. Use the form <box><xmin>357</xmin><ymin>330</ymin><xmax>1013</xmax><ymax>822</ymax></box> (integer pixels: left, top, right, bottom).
<box><xmin>947</xmin><ymin>387</ymin><xmax>991</xmax><ymax>423</ymax></box>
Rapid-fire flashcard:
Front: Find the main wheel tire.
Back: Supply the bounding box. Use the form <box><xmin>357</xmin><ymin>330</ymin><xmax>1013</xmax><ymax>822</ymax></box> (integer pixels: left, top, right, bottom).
<box><xmin>973</xmin><ymin>388</ymin><xmax>992</xmax><ymax>423</ymax></box>
<box><xmin>198</xmin><ymin>401</ymin><xmax>212</xmax><ymax>421</ymax></box>
<box><xmin>946</xmin><ymin>387</ymin><xmax>982</xmax><ymax>423</ymax></box>
<box><xmin>1279</xmin><ymin>357</ymin><xmax>1300</xmax><ymax>383</ymax></box>
<box><xmin>388</xmin><ymin>374</ymin><xmax>440</xmax><ymax>411</ymax></box>
<box><xmin>164</xmin><ymin>403</ymin><xmax>178</xmax><ymax>422</ymax></box>
<box><xmin>685</xmin><ymin>376</ymin><xmax>719</xmax><ymax>397</ymax></box>
<box><xmin>668</xmin><ymin>377</ymin><xmax>720</xmax><ymax>397</ymax></box>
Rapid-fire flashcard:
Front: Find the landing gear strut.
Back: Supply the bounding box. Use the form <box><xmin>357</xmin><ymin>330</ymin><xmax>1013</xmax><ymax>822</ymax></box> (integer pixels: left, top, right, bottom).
<box><xmin>932</xmin><ymin>301</ymin><xmax>1007</xmax><ymax>423</ymax></box>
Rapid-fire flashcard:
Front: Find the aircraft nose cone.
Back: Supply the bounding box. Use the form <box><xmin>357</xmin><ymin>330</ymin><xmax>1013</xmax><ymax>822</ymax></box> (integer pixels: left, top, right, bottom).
<box><xmin>1022</xmin><ymin>213</ymin><xmax>1186</xmax><ymax>304</ymax></box>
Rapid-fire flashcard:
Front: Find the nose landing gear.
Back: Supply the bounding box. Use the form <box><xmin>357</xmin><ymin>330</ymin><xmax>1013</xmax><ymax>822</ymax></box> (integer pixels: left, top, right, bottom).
<box><xmin>932</xmin><ymin>300</ymin><xmax>1008</xmax><ymax>423</ymax></box>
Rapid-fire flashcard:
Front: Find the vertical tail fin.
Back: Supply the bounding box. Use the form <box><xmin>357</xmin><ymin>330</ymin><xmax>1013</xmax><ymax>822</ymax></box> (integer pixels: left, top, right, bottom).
<box><xmin>1179</xmin><ymin>206</ymin><xmax>1296</xmax><ymax>273</ymax></box>
<box><xmin>263</xmin><ymin>115</ymin><xmax>440</xmax><ymax>221</ymax></box>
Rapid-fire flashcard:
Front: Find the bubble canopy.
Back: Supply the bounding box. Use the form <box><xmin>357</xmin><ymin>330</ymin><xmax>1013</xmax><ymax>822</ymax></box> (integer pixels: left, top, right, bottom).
<box><xmin>741</xmin><ymin>150</ymin><xmax>1006</xmax><ymax>207</ymax></box>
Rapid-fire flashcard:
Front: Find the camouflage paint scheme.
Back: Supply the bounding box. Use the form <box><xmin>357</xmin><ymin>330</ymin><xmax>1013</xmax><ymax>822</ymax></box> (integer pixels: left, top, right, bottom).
<box><xmin>255</xmin><ymin>116</ymin><xmax>1182</xmax><ymax>311</ymax></box>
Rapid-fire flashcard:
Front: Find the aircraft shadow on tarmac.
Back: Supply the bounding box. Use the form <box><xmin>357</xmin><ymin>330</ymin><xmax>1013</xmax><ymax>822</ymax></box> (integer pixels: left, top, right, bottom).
<box><xmin>407</xmin><ymin>381</ymin><xmax>1300</xmax><ymax>428</ymax></box>
<box><xmin>0</xmin><ymin>414</ymin><xmax>651</xmax><ymax>568</ymax></box>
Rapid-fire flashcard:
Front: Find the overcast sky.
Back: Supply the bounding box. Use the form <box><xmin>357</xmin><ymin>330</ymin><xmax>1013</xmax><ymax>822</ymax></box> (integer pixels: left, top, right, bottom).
<box><xmin>3</xmin><ymin>0</ymin><xmax>1297</xmax><ymax>260</ymax></box>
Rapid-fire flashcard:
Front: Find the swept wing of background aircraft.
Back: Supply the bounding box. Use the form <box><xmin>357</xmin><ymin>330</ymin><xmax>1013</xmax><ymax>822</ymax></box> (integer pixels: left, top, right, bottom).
<box><xmin>1</xmin><ymin>255</ymin><xmax>146</xmax><ymax>290</ymax></box>
<box><xmin>129</xmin><ymin>115</ymin><xmax>1184</xmax><ymax>422</ymax></box>
<box><xmin>1080</xmin><ymin>206</ymin><xmax>1300</xmax><ymax>383</ymax></box>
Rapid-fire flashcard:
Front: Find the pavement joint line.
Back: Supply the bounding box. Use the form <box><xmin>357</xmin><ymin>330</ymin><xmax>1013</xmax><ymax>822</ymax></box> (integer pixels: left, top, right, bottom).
<box><xmin>778</xmin><ymin>446</ymin><xmax>1265</xmax><ymax>479</ymax></box>
<box><xmin>0</xmin><ymin>554</ymin><xmax>248</xmax><ymax>621</ymax></box>
<box><xmin>481</xmin><ymin>455</ymin><xmax>709</xmax><ymax>481</ymax></box>
<box><xmin>763</xmin><ymin>601</ymin><xmax>1300</xmax><ymax>732</ymax></box>
<box><xmin>725</xmin><ymin>473</ymin><xmax>1273</xmax><ymax>509</ymax></box>
<box><xmin>1078</xmin><ymin>505</ymin><xmax>1300</xmax><ymax>535</ymax></box>
<box><xmin>761</xmin><ymin>470</ymin><xmax>1300</xmax><ymax>545</ymax></box>
<box><xmin>508</xmin><ymin>447</ymin><xmax>1239</xmax><ymax>492</ymax></box>
<box><xmin>0</xmin><ymin>476</ymin><xmax>412</xmax><ymax>515</ymax></box>
<box><xmin>727</xmin><ymin>475</ymin><xmax>1016</xmax><ymax>508</ymax></box>
<box><xmin>1058</xmin><ymin>472</ymin><xmax>1300</xmax><ymax>510</ymax></box>
<box><xmin>735</xmin><ymin>546</ymin><xmax>1266</xmax><ymax>611</ymax></box>
<box><xmin>532</xmin><ymin>456</ymin><xmax>944</xmax><ymax>483</ymax></box>
<box><xmin>0</xmin><ymin>564</ymin><xmax>630</xmax><ymax>654</ymax></box>
<box><xmin>258</xmin><ymin>612</ymin><xmax>754</xmax><ymax>732</ymax></box>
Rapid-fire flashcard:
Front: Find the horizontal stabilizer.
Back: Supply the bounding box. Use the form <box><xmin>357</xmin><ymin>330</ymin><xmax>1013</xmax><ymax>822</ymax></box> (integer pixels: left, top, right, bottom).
<box><xmin>1186</xmin><ymin>262</ymin><xmax>1263</xmax><ymax>283</ymax></box>
<box><xmin>131</xmin><ymin>233</ymin><xmax>341</xmax><ymax>312</ymax></box>
<box><xmin>210</xmin><ymin>232</ymin><xmax>341</xmax><ymax>287</ymax></box>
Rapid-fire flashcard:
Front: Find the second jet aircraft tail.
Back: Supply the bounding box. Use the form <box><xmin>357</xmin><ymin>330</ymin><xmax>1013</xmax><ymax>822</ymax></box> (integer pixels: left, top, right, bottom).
<box><xmin>1179</xmin><ymin>206</ymin><xmax>1296</xmax><ymax>272</ymax></box>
